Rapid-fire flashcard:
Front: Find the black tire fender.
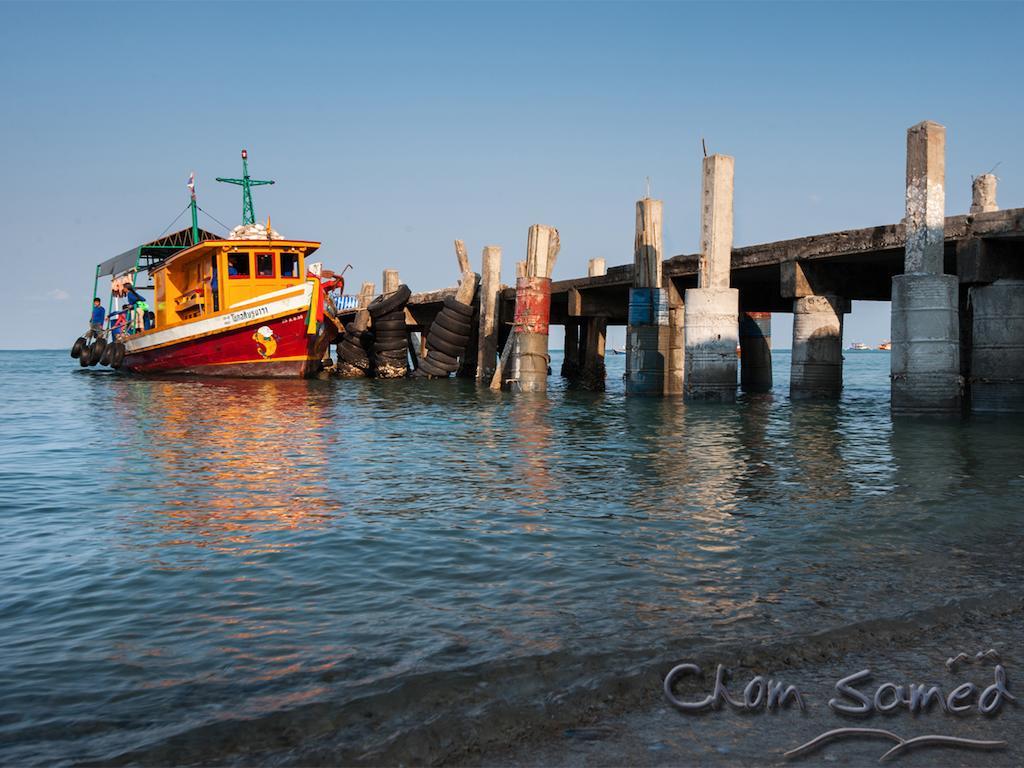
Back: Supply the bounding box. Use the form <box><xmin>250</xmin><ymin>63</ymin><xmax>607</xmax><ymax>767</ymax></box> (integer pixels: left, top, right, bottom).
<box><xmin>429</xmin><ymin>323</ymin><xmax>469</xmax><ymax>349</ymax></box>
<box><xmin>367</xmin><ymin>284</ymin><xmax>412</xmax><ymax>318</ymax></box>
<box><xmin>443</xmin><ymin>295</ymin><xmax>474</xmax><ymax>319</ymax></box>
<box><xmin>110</xmin><ymin>343</ymin><xmax>126</xmax><ymax>369</ymax></box>
<box><xmin>426</xmin><ymin>333</ymin><xmax>463</xmax><ymax>358</ymax></box>
<box><xmin>434</xmin><ymin>309</ymin><xmax>472</xmax><ymax>336</ymax></box>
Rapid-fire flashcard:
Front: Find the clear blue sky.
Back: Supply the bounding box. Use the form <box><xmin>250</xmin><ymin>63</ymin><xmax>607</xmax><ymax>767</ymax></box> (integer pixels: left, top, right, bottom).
<box><xmin>2</xmin><ymin>1</ymin><xmax>1021</xmax><ymax>349</ymax></box>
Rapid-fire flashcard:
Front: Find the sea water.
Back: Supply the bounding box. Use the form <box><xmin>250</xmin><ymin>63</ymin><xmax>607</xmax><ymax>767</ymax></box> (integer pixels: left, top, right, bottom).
<box><xmin>1</xmin><ymin>349</ymin><xmax>1022</xmax><ymax>764</ymax></box>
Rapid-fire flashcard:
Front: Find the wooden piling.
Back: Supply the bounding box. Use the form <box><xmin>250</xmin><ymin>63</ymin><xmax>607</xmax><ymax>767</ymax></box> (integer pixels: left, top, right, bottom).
<box><xmin>476</xmin><ymin>245</ymin><xmax>502</xmax><ymax>383</ymax></box>
<box><xmin>353</xmin><ymin>281</ymin><xmax>376</xmax><ymax>332</ymax></box>
<box><xmin>454</xmin><ymin>239</ymin><xmax>472</xmax><ymax>275</ymax></box>
<box><xmin>382</xmin><ymin>269</ymin><xmax>400</xmax><ymax>294</ymax></box>
<box><xmin>561</xmin><ymin>322</ymin><xmax>580</xmax><ymax>378</ymax></box>
<box><xmin>580</xmin><ymin>258</ymin><xmax>607</xmax><ymax>391</ymax></box>
<box><xmin>665</xmin><ymin>278</ymin><xmax>684</xmax><ymax>395</ymax></box>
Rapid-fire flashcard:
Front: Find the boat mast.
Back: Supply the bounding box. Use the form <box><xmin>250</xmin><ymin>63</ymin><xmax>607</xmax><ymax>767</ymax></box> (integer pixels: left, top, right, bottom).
<box><xmin>215</xmin><ymin>149</ymin><xmax>275</xmax><ymax>226</ymax></box>
<box><xmin>188</xmin><ymin>172</ymin><xmax>199</xmax><ymax>245</ymax></box>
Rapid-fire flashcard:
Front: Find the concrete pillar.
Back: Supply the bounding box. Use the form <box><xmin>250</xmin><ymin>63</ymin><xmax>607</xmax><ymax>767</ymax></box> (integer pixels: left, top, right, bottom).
<box><xmin>685</xmin><ymin>153</ymin><xmax>739</xmax><ymax>401</ymax></box>
<box><xmin>739</xmin><ymin>311</ymin><xmax>772</xmax><ymax>393</ymax></box>
<box><xmin>891</xmin><ymin>121</ymin><xmax>962</xmax><ymax>414</ymax></box>
<box><xmin>904</xmin><ymin>121</ymin><xmax>946</xmax><ymax>276</ymax></box>
<box><xmin>475</xmin><ymin>245</ymin><xmax>502</xmax><ymax>383</ymax></box>
<box><xmin>970</xmin><ymin>173</ymin><xmax>998</xmax><ymax>214</ymax></box>
<box><xmin>969</xmin><ymin>280</ymin><xmax>1024</xmax><ymax>412</ymax></box>
<box><xmin>791</xmin><ymin>296</ymin><xmax>844</xmax><ymax>399</ymax></box>
<box><xmin>580</xmin><ymin>258</ymin><xmax>607</xmax><ymax>391</ymax></box>
<box><xmin>626</xmin><ymin>198</ymin><xmax>669</xmax><ymax>396</ymax></box>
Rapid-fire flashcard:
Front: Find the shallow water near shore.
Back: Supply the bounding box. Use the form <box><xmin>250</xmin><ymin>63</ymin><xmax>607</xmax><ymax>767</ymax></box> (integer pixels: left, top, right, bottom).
<box><xmin>1</xmin><ymin>349</ymin><xmax>1022</xmax><ymax>765</ymax></box>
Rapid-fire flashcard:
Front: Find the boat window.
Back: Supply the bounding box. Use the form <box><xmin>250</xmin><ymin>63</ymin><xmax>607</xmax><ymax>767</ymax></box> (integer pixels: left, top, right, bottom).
<box><xmin>228</xmin><ymin>252</ymin><xmax>251</xmax><ymax>278</ymax></box>
<box><xmin>280</xmin><ymin>252</ymin><xmax>300</xmax><ymax>278</ymax></box>
<box><xmin>256</xmin><ymin>252</ymin><xmax>275</xmax><ymax>278</ymax></box>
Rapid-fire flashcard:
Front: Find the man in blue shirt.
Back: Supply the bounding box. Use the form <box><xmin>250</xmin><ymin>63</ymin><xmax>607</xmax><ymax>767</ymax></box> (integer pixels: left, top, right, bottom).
<box><xmin>89</xmin><ymin>298</ymin><xmax>105</xmax><ymax>339</ymax></box>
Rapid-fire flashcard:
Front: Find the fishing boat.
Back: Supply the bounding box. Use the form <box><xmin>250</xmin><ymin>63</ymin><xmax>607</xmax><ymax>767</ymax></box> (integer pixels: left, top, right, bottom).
<box><xmin>877</xmin><ymin>340</ymin><xmax>892</xmax><ymax>351</ymax></box>
<box><xmin>849</xmin><ymin>342</ymin><xmax>871</xmax><ymax>351</ymax></box>
<box><xmin>71</xmin><ymin>151</ymin><xmax>344</xmax><ymax>378</ymax></box>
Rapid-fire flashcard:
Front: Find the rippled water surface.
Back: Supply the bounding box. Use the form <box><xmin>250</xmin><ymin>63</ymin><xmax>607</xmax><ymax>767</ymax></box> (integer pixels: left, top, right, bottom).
<box><xmin>2</xmin><ymin>349</ymin><xmax>1022</xmax><ymax>765</ymax></box>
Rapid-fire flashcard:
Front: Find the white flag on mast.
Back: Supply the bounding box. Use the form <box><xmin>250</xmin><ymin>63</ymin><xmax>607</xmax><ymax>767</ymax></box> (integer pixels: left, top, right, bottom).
<box><xmin>188</xmin><ymin>172</ymin><xmax>196</xmax><ymax>200</ymax></box>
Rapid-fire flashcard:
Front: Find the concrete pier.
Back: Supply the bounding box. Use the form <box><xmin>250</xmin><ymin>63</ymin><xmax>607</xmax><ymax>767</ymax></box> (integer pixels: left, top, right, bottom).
<box><xmin>791</xmin><ymin>296</ymin><xmax>844</xmax><ymax>399</ymax></box>
<box><xmin>475</xmin><ymin>245</ymin><xmax>502</xmax><ymax>383</ymax></box>
<box><xmin>626</xmin><ymin>198</ymin><xmax>668</xmax><ymax>396</ymax></box>
<box><xmin>685</xmin><ymin>153</ymin><xmax>739</xmax><ymax>402</ymax></box>
<box><xmin>891</xmin><ymin>121</ymin><xmax>962</xmax><ymax>414</ymax></box>
<box><xmin>739</xmin><ymin>311</ymin><xmax>771</xmax><ymax>393</ymax></box>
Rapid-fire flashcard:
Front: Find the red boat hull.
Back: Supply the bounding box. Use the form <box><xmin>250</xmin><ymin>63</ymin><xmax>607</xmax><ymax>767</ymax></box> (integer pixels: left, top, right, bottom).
<box><xmin>124</xmin><ymin>312</ymin><xmax>319</xmax><ymax>378</ymax></box>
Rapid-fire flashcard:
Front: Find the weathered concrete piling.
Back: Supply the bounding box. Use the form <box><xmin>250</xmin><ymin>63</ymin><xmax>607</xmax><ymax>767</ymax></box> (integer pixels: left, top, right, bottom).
<box><xmin>626</xmin><ymin>198</ymin><xmax>669</xmax><ymax>396</ymax></box>
<box><xmin>739</xmin><ymin>311</ymin><xmax>771</xmax><ymax>393</ymax></box>
<box><xmin>891</xmin><ymin>121</ymin><xmax>962</xmax><ymax>414</ymax></box>
<box><xmin>685</xmin><ymin>154</ymin><xmax>739</xmax><ymax>402</ymax></box>
<box><xmin>511</xmin><ymin>225</ymin><xmax>559</xmax><ymax>392</ymax></box>
<box><xmin>792</xmin><ymin>295</ymin><xmax>845</xmax><ymax>399</ymax></box>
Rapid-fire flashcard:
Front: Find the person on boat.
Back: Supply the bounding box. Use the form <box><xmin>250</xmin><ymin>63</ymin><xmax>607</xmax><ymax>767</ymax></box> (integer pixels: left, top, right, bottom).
<box><xmin>89</xmin><ymin>298</ymin><xmax>105</xmax><ymax>339</ymax></box>
<box><xmin>209</xmin><ymin>260</ymin><xmax>220</xmax><ymax>312</ymax></box>
<box><xmin>109</xmin><ymin>310</ymin><xmax>127</xmax><ymax>339</ymax></box>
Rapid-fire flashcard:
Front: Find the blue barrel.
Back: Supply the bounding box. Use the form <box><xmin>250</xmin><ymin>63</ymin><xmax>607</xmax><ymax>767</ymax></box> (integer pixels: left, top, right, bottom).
<box><xmin>628</xmin><ymin>288</ymin><xmax>668</xmax><ymax>326</ymax></box>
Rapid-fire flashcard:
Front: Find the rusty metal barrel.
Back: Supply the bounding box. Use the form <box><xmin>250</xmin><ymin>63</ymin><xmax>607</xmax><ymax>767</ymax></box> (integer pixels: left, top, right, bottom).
<box><xmin>513</xmin><ymin>276</ymin><xmax>551</xmax><ymax>392</ymax></box>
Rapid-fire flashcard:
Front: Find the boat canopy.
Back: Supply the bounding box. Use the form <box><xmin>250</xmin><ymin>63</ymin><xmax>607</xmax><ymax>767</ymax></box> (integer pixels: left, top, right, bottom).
<box><xmin>98</xmin><ymin>227</ymin><xmax>221</xmax><ymax>277</ymax></box>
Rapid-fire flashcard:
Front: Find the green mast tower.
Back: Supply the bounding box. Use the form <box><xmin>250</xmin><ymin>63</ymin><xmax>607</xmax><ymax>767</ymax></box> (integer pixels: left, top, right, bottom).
<box><xmin>216</xmin><ymin>149</ymin><xmax>274</xmax><ymax>226</ymax></box>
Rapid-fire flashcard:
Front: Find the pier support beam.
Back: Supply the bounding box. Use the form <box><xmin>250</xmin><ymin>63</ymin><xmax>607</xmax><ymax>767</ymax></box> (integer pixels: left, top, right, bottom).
<box><xmin>665</xmin><ymin>280</ymin><xmax>684</xmax><ymax>396</ymax></box>
<box><xmin>475</xmin><ymin>245</ymin><xmax>502</xmax><ymax>383</ymax></box>
<box><xmin>969</xmin><ymin>280</ymin><xmax>1024</xmax><ymax>412</ymax></box>
<box><xmin>561</xmin><ymin>322</ymin><xmax>580</xmax><ymax>378</ymax></box>
<box><xmin>626</xmin><ymin>198</ymin><xmax>669</xmax><ymax>396</ymax></box>
<box><xmin>791</xmin><ymin>296</ymin><xmax>845</xmax><ymax>399</ymax></box>
<box><xmin>891</xmin><ymin>121</ymin><xmax>962</xmax><ymax>414</ymax></box>
<box><xmin>739</xmin><ymin>311</ymin><xmax>772</xmax><ymax>393</ymax></box>
<box><xmin>685</xmin><ymin>153</ymin><xmax>739</xmax><ymax>402</ymax></box>
<box><xmin>511</xmin><ymin>225</ymin><xmax>559</xmax><ymax>392</ymax></box>
<box><xmin>580</xmin><ymin>258</ymin><xmax>607</xmax><ymax>391</ymax></box>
